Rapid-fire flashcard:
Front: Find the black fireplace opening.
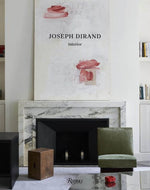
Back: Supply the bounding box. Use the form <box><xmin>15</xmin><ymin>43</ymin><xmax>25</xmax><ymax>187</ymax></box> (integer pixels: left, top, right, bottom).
<box><xmin>36</xmin><ymin>118</ymin><xmax>109</xmax><ymax>165</ymax></box>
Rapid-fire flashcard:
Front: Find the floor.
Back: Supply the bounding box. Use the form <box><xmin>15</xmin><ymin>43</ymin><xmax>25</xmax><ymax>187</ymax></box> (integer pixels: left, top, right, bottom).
<box><xmin>1</xmin><ymin>163</ymin><xmax>150</xmax><ymax>190</ymax></box>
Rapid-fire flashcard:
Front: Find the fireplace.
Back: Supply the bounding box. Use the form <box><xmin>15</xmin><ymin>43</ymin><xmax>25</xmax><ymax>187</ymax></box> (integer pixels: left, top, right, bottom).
<box><xmin>36</xmin><ymin>118</ymin><xmax>109</xmax><ymax>165</ymax></box>
<box><xmin>18</xmin><ymin>100</ymin><xmax>126</xmax><ymax>166</ymax></box>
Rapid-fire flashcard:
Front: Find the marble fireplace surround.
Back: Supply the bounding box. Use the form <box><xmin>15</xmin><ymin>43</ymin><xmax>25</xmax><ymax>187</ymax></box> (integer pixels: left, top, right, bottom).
<box><xmin>18</xmin><ymin>100</ymin><xmax>126</xmax><ymax>166</ymax></box>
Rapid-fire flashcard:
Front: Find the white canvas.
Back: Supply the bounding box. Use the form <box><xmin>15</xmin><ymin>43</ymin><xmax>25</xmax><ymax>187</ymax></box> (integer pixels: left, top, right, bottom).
<box><xmin>34</xmin><ymin>0</ymin><xmax>110</xmax><ymax>100</ymax></box>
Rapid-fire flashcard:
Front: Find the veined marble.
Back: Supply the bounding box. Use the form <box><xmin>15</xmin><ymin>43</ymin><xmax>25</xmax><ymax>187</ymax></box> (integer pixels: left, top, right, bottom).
<box><xmin>18</xmin><ymin>100</ymin><xmax>126</xmax><ymax>166</ymax></box>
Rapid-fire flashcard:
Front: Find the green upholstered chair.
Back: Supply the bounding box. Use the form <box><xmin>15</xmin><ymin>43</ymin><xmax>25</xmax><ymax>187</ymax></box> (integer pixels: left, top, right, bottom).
<box><xmin>97</xmin><ymin>128</ymin><xmax>137</xmax><ymax>172</ymax></box>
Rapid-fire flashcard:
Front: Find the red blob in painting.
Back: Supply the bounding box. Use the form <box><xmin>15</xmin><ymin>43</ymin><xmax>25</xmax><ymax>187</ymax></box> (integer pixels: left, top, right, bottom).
<box><xmin>76</xmin><ymin>59</ymin><xmax>100</xmax><ymax>85</ymax></box>
<box><xmin>44</xmin><ymin>5</ymin><xmax>68</xmax><ymax>19</ymax></box>
<box><xmin>76</xmin><ymin>59</ymin><xmax>100</xmax><ymax>69</ymax></box>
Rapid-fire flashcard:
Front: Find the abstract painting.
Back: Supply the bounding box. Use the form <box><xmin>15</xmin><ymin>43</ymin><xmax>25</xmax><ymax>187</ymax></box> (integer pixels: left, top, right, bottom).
<box><xmin>34</xmin><ymin>0</ymin><xmax>110</xmax><ymax>100</ymax></box>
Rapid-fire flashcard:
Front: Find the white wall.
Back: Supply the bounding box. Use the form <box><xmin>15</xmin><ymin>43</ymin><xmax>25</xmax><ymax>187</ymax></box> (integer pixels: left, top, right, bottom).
<box><xmin>0</xmin><ymin>0</ymin><xmax>4</xmax><ymax>45</ymax></box>
<box><xmin>5</xmin><ymin>0</ymin><xmax>139</xmax><ymax>152</ymax></box>
<box><xmin>139</xmin><ymin>0</ymin><xmax>150</xmax><ymax>86</ymax></box>
<box><xmin>5</xmin><ymin>0</ymin><xmax>34</xmax><ymax>131</ymax></box>
<box><xmin>110</xmin><ymin>0</ymin><xmax>139</xmax><ymax>153</ymax></box>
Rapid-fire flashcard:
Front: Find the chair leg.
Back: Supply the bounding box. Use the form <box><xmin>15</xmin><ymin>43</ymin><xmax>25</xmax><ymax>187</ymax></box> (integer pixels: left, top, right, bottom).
<box><xmin>101</xmin><ymin>168</ymin><xmax>133</xmax><ymax>173</ymax></box>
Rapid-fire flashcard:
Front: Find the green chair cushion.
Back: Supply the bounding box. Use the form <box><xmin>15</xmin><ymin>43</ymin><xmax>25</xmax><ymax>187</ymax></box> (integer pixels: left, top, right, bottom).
<box><xmin>97</xmin><ymin>128</ymin><xmax>134</xmax><ymax>155</ymax></box>
<box><xmin>98</xmin><ymin>154</ymin><xmax>137</xmax><ymax>168</ymax></box>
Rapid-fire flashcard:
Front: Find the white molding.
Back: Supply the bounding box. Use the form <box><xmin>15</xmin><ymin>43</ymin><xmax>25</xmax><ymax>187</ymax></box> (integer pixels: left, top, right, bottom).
<box><xmin>135</xmin><ymin>153</ymin><xmax>150</xmax><ymax>161</ymax></box>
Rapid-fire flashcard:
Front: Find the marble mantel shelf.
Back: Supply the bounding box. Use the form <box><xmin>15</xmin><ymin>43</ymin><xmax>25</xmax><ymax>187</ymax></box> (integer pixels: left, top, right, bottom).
<box><xmin>18</xmin><ymin>100</ymin><xmax>126</xmax><ymax>166</ymax></box>
<box><xmin>19</xmin><ymin>100</ymin><xmax>126</xmax><ymax>108</ymax></box>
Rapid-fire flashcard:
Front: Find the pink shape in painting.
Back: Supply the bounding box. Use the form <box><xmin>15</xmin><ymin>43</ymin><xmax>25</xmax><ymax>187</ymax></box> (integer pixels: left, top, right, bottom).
<box><xmin>44</xmin><ymin>5</ymin><xmax>68</xmax><ymax>19</ymax></box>
<box><xmin>80</xmin><ymin>70</ymin><xmax>93</xmax><ymax>82</ymax></box>
<box><xmin>76</xmin><ymin>59</ymin><xmax>100</xmax><ymax>84</ymax></box>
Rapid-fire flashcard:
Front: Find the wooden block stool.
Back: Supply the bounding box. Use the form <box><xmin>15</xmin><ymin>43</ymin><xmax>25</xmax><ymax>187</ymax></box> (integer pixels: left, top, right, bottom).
<box><xmin>28</xmin><ymin>148</ymin><xmax>54</xmax><ymax>180</ymax></box>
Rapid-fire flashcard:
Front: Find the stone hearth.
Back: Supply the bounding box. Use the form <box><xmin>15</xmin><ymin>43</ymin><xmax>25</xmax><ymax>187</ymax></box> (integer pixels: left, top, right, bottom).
<box><xmin>18</xmin><ymin>100</ymin><xmax>126</xmax><ymax>166</ymax></box>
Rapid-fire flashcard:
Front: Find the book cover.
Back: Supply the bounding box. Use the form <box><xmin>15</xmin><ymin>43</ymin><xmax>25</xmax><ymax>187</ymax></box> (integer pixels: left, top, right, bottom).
<box><xmin>139</xmin><ymin>85</ymin><xmax>144</xmax><ymax>99</ymax></box>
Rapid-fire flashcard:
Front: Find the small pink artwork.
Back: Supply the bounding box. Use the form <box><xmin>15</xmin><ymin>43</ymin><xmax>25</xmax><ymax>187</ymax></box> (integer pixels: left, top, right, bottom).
<box><xmin>76</xmin><ymin>59</ymin><xmax>100</xmax><ymax>85</ymax></box>
<box><xmin>44</xmin><ymin>5</ymin><xmax>68</xmax><ymax>19</ymax></box>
